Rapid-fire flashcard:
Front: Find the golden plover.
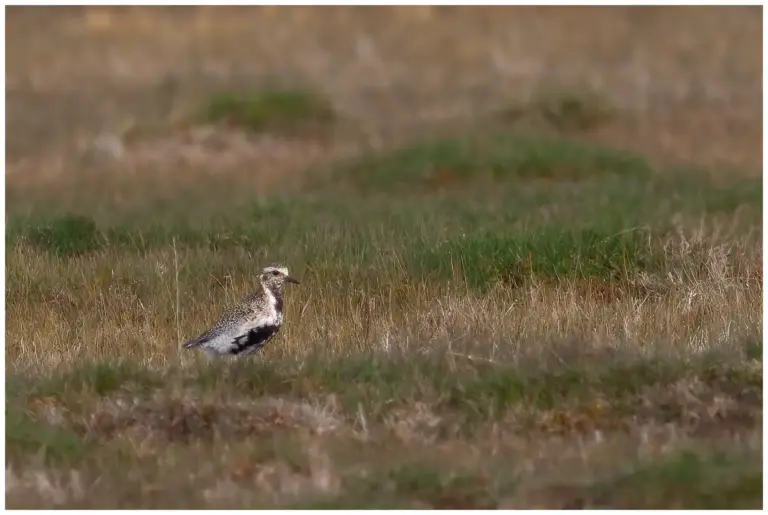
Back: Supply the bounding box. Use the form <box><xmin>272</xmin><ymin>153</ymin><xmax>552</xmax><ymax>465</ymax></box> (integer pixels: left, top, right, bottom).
<box><xmin>182</xmin><ymin>264</ymin><xmax>300</xmax><ymax>356</ymax></box>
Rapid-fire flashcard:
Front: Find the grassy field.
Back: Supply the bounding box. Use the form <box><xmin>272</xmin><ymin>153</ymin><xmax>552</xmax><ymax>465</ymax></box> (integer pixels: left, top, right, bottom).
<box><xmin>5</xmin><ymin>6</ymin><xmax>763</xmax><ymax>509</ymax></box>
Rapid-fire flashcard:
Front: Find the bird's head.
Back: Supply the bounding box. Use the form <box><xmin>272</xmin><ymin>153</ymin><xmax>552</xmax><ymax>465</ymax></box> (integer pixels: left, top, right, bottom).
<box><xmin>260</xmin><ymin>264</ymin><xmax>300</xmax><ymax>291</ymax></box>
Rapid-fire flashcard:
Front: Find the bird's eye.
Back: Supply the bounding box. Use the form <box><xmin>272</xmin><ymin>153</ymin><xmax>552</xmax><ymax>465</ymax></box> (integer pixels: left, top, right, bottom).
<box><xmin>272</xmin><ymin>270</ymin><xmax>281</xmax><ymax>276</ymax></box>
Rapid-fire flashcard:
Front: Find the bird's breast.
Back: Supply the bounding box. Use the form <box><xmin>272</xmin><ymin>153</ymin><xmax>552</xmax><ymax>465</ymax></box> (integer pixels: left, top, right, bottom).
<box><xmin>275</xmin><ymin>295</ymin><xmax>283</xmax><ymax>313</ymax></box>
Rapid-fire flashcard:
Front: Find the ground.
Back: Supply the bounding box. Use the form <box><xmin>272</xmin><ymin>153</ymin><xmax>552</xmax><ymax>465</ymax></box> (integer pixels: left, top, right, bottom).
<box><xmin>5</xmin><ymin>6</ymin><xmax>763</xmax><ymax>509</ymax></box>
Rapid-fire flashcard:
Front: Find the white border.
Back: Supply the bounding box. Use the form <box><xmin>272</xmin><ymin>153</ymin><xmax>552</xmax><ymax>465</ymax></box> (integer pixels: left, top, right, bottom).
<box><xmin>2</xmin><ymin>0</ymin><xmax>767</xmax><ymax>5</ymax></box>
<box><xmin>2</xmin><ymin>2</ymin><xmax>766</xmax><ymax>514</ymax></box>
<box><xmin>1</xmin><ymin>3</ymin><xmax>6</xmax><ymax>511</ymax></box>
<box><xmin>761</xmin><ymin>3</ymin><xmax>767</xmax><ymax>513</ymax></box>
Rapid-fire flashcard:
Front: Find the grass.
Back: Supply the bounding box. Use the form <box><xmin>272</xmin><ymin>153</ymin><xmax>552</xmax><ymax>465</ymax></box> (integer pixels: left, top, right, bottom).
<box><xmin>6</xmin><ymin>136</ymin><xmax>762</xmax><ymax>508</ymax></box>
<box><xmin>580</xmin><ymin>450</ymin><xmax>763</xmax><ymax>509</ymax></box>
<box><xmin>6</xmin><ymin>153</ymin><xmax>762</xmax><ymax>507</ymax></box>
<box><xmin>317</xmin><ymin>133</ymin><xmax>653</xmax><ymax>194</ymax></box>
<box><xmin>503</xmin><ymin>87</ymin><xmax>617</xmax><ymax>132</ymax></box>
<box><xmin>518</xmin><ymin>448</ymin><xmax>762</xmax><ymax>509</ymax></box>
<box><xmin>5</xmin><ymin>7</ymin><xmax>762</xmax><ymax>509</ymax></box>
<box><xmin>201</xmin><ymin>87</ymin><xmax>336</xmax><ymax>134</ymax></box>
<box><xmin>412</xmin><ymin>227</ymin><xmax>664</xmax><ymax>288</ymax></box>
<box><xmin>6</xmin><ymin>349</ymin><xmax>762</xmax><ymax>508</ymax></box>
<box><xmin>6</xmin><ymin>406</ymin><xmax>90</xmax><ymax>465</ymax></box>
<box><xmin>20</xmin><ymin>346</ymin><xmax>758</xmax><ymax>416</ymax></box>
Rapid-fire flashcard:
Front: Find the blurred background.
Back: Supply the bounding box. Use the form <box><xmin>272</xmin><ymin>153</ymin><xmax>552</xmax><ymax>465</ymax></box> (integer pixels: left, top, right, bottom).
<box><xmin>6</xmin><ymin>5</ymin><xmax>762</xmax><ymax>215</ymax></box>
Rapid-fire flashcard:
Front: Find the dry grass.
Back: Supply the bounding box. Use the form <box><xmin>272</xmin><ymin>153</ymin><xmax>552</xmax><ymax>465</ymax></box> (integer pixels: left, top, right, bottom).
<box><xmin>5</xmin><ymin>5</ymin><xmax>763</xmax><ymax>509</ymax></box>
<box><xmin>5</xmin><ymin>229</ymin><xmax>762</xmax><ymax>369</ymax></box>
<box><xmin>6</xmin><ymin>198</ymin><xmax>762</xmax><ymax>508</ymax></box>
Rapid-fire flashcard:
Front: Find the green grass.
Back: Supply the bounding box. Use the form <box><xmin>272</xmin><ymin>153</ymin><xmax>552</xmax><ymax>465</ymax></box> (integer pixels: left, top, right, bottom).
<box><xmin>7</xmin><ymin>171</ymin><xmax>760</xmax><ymax>265</ymax></box>
<box><xmin>23</xmin><ymin>214</ymin><xmax>103</xmax><ymax>257</ymax></box>
<box><xmin>6</xmin><ymin>134</ymin><xmax>760</xmax><ymax>265</ymax></box>
<box><xmin>201</xmin><ymin>86</ymin><xmax>336</xmax><ymax>133</ymax></box>
<box><xmin>582</xmin><ymin>450</ymin><xmax>763</xmax><ymax>509</ymax></box>
<box><xmin>412</xmin><ymin>227</ymin><xmax>663</xmax><ymax>288</ymax></box>
<box><xmin>20</xmin><ymin>361</ymin><xmax>164</xmax><ymax>400</ymax></box>
<box><xmin>318</xmin><ymin>133</ymin><xmax>652</xmax><ymax>194</ymax></box>
<box><xmin>6</xmin><ymin>406</ymin><xmax>90</xmax><ymax>465</ymax></box>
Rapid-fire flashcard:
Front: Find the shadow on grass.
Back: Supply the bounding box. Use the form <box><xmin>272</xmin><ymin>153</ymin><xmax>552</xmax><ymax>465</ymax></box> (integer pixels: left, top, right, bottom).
<box><xmin>502</xmin><ymin>87</ymin><xmax>616</xmax><ymax>133</ymax></box>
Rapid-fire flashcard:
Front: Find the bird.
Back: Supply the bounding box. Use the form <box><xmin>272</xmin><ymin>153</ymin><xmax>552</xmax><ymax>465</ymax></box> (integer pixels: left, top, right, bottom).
<box><xmin>182</xmin><ymin>264</ymin><xmax>300</xmax><ymax>356</ymax></box>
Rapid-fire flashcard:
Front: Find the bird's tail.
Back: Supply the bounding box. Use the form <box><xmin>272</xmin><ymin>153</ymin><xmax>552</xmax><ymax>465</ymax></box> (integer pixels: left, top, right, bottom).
<box><xmin>182</xmin><ymin>338</ymin><xmax>200</xmax><ymax>349</ymax></box>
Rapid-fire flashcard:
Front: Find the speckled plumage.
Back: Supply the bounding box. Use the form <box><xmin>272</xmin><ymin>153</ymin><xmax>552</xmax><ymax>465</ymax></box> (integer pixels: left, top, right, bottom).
<box><xmin>182</xmin><ymin>265</ymin><xmax>300</xmax><ymax>356</ymax></box>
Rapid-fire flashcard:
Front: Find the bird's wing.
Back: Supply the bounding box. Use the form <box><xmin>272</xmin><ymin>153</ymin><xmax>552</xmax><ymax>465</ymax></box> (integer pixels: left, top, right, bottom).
<box><xmin>182</xmin><ymin>319</ymin><xmax>231</xmax><ymax>349</ymax></box>
<box><xmin>199</xmin><ymin>314</ymin><xmax>279</xmax><ymax>355</ymax></box>
<box><xmin>182</xmin><ymin>327</ymin><xmax>216</xmax><ymax>348</ymax></box>
<box><xmin>229</xmin><ymin>324</ymin><xmax>279</xmax><ymax>356</ymax></box>
<box><xmin>182</xmin><ymin>302</ymin><xmax>251</xmax><ymax>349</ymax></box>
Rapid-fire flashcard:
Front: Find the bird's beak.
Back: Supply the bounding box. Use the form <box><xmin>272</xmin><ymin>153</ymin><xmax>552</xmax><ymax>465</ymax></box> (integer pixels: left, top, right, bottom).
<box><xmin>285</xmin><ymin>276</ymin><xmax>301</xmax><ymax>285</ymax></box>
